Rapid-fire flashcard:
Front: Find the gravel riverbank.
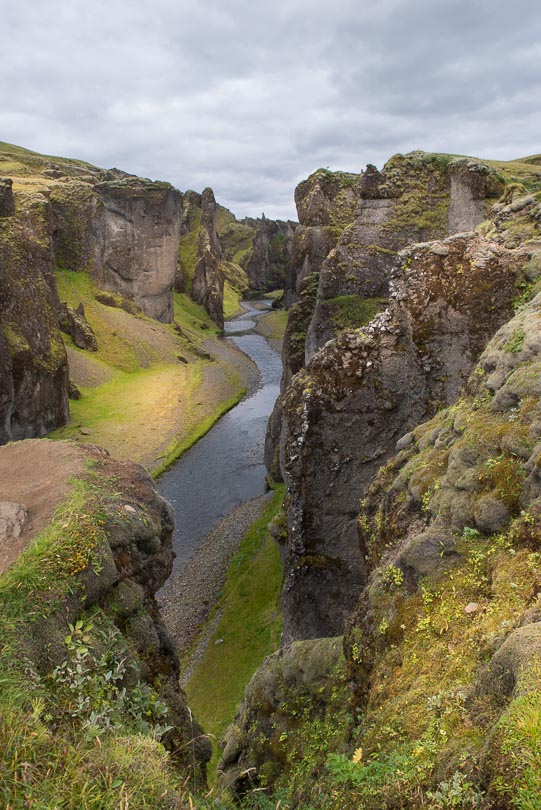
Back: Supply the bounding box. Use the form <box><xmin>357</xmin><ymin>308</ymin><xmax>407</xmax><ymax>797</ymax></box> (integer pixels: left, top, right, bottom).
<box><xmin>158</xmin><ymin>491</ymin><xmax>273</xmax><ymax>683</ymax></box>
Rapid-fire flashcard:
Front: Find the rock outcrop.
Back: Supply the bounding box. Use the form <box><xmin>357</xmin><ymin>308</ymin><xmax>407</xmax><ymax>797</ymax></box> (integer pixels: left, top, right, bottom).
<box><xmin>243</xmin><ymin>216</ymin><xmax>296</xmax><ymax>291</ymax></box>
<box><xmin>280</xmin><ymin>231</ymin><xmax>532</xmax><ymax>643</ymax></box>
<box><xmin>0</xmin><ymin>143</ymin><xmax>185</xmax><ymax>444</ymax></box>
<box><xmin>220</xmin><ymin>637</ymin><xmax>345</xmax><ymax>799</ymax></box>
<box><xmin>191</xmin><ymin>188</ymin><xmax>225</xmax><ymax>329</ymax></box>
<box><xmin>269</xmin><ymin>154</ymin><xmax>534</xmax><ymax>645</ymax></box>
<box><xmin>231</xmin><ymin>155</ymin><xmax>541</xmax><ymax>809</ymax></box>
<box><xmin>306</xmin><ymin>154</ymin><xmax>504</xmax><ymax>358</ymax></box>
<box><xmin>51</xmin><ymin>177</ymin><xmax>182</xmax><ymax>323</ymax></box>
<box><xmin>4</xmin><ymin>440</ymin><xmax>211</xmax><ymax>784</ymax></box>
<box><xmin>0</xmin><ymin>177</ymin><xmax>15</xmax><ymax>217</ymax></box>
<box><xmin>58</xmin><ymin>301</ymin><xmax>98</xmax><ymax>351</ymax></box>
<box><xmin>0</xmin><ymin>191</ymin><xmax>69</xmax><ymax>442</ymax></box>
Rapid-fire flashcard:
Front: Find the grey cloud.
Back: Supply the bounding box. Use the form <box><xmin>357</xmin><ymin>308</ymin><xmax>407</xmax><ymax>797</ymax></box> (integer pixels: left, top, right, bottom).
<box><xmin>1</xmin><ymin>0</ymin><xmax>540</xmax><ymax>219</ymax></box>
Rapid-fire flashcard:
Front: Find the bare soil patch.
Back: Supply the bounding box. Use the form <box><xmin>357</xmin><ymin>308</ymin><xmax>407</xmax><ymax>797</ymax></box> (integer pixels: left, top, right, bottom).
<box><xmin>0</xmin><ymin>439</ymin><xmax>85</xmax><ymax>574</ymax></box>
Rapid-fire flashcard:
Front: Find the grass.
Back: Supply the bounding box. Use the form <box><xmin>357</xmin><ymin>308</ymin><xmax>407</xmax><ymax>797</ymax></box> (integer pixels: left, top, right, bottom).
<box><xmin>223</xmin><ymin>281</ymin><xmax>243</xmax><ymax>319</ymax></box>
<box><xmin>185</xmin><ymin>485</ymin><xmax>285</xmax><ymax>780</ymax></box>
<box><xmin>0</xmin><ymin>464</ymin><xmax>204</xmax><ymax>809</ymax></box>
<box><xmin>151</xmin><ymin>388</ymin><xmax>246</xmax><ymax>477</ymax></box>
<box><xmin>51</xmin><ymin>270</ymin><xmax>248</xmax><ymax>471</ymax></box>
<box><xmin>0</xmin><ymin>467</ymin><xmax>109</xmax><ymax>623</ymax></box>
<box><xmin>256</xmin><ymin>308</ymin><xmax>288</xmax><ymax>340</ymax></box>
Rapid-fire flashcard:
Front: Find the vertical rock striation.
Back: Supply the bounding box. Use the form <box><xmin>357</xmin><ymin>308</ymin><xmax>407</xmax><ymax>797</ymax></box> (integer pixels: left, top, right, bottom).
<box><xmin>0</xmin><ymin>191</ymin><xmax>69</xmax><ymax>441</ymax></box>
<box><xmin>51</xmin><ymin>177</ymin><xmax>183</xmax><ymax>323</ymax></box>
<box><xmin>269</xmin><ymin>152</ymin><xmax>529</xmax><ymax>644</ymax></box>
<box><xmin>243</xmin><ymin>216</ymin><xmax>296</xmax><ymax>291</ymax></box>
<box><xmin>192</xmin><ymin>187</ymin><xmax>225</xmax><ymax>329</ymax></box>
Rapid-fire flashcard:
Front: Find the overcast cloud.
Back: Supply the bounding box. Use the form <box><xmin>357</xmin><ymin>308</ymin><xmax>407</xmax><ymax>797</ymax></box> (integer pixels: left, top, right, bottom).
<box><xmin>2</xmin><ymin>0</ymin><xmax>540</xmax><ymax>219</ymax></box>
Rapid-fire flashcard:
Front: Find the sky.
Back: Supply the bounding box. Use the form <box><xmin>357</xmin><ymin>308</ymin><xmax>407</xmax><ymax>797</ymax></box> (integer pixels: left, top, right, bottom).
<box><xmin>2</xmin><ymin>0</ymin><xmax>540</xmax><ymax>220</ymax></box>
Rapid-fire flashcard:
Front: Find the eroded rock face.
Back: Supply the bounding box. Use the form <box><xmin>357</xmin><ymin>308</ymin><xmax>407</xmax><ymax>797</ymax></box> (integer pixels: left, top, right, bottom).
<box><xmin>306</xmin><ymin>153</ymin><xmax>504</xmax><ymax>358</ymax></box>
<box><xmin>243</xmin><ymin>216</ymin><xmax>296</xmax><ymax>291</ymax></box>
<box><xmin>0</xmin><ymin>192</ymin><xmax>69</xmax><ymax>442</ymax></box>
<box><xmin>19</xmin><ymin>443</ymin><xmax>211</xmax><ymax>780</ymax></box>
<box><xmin>280</xmin><ymin>231</ymin><xmax>533</xmax><ymax>643</ymax></box>
<box><xmin>336</xmin><ymin>289</ymin><xmax>541</xmax><ymax>802</ymax></box>
<box><xmin>91</xmin><ymin>179</ymin><xmax>182</xmax><ymax>322</ymax></box>
<box><xmin>0</xmin><ymin>178</ymin><xmax>15</xmax><ymax>217</ymax></box>
<box><xmin>51</xmin><ymin>176</ymin><xmax>182</xmax><ymax>322</ymax></box>
<box><xmin>220</xmin><ymin>636</ymin><xmax>344</xmax><ymax>800</ymax></box>
<box><xmin>285</xmin><ymin>169</ymin><xmax>362</xmax><ymax>308</ymax></box>
<box><xmin>192</xmin><ymin>187</ymin><xmax>225</xmax><ymax>328</ymax></box>
<box><xmin>58</xmin><ymin>301</ymin><xmax>98</xmax><ymax>351</ymax></box>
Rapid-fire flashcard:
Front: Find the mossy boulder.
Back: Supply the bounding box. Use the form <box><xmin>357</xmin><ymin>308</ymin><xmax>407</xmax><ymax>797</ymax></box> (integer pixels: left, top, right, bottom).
<box><xmin>220</xmin><ymin>636</ymin><xmax>345</xmax><ymax>800</ymax></box>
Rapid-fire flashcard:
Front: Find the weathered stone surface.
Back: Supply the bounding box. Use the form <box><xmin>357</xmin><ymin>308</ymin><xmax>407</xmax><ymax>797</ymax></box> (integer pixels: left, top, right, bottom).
<box><xmin>0</xmin><ymin>178</ymin><xmax>15</xmax><ymax>217</ymax></box>
<box><xmin>220</xmin><ymin>637</ymin><xmax>343</xmax><ymax>799</ymax></box>
<box><xmin>58</xmin><ymin>301</ymin><xmax>98</xmax><ymax>351</ymax></box>
<box><xmin>0</xmin><ymin>502</ymin><xmax>28</xmax><ymax>544</ymax></box>
<box><xmin>91</xmin><ymin>179</ymin><xmax>182</xmax><ymax>322</ymax></box>
<box><xmin>50</xmin><ymin>176</ymin><xmax>182</xmax><ymax>322</ymax></box>
<box><xmin>0</xmin><ymin>192</ymin><xmax>69</xmax><ymax>442</ymax></box>
<box><xmin>243</xmin><ymin>216</ymin><xmax>296</xmax><ymax>291</ymax></box>
<box><xmin>448</xmin><ymin>158</ymin><xmax>504</xmax><ymax>233</ymax></box>
<box><xmin>280</xmin><ymin>232</ymin><xmax>532</xmax><ymax>642</ymax></box>
<box><xmin>285</xmin><ymin>169</ymin><xmax>361</xmax><ymax>309</ymax></box>
<box><xmin>306</xmin><ymin>153</ymin><xmax>505</xmax><ymax>357</ymax></box>
<box><xmin>20</xmin><ymin>444</ymin><xmax>211</xmax><ymax>779</ymax></box>
<box><xmin>192</xmin><ymin>188</ymin><xmax>225</xmax><ymax>328</ymax></box>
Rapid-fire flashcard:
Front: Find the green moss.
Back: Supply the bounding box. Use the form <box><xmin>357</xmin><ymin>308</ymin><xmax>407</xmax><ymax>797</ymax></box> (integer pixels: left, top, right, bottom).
<box><xmin>0</xmin><ymin>462</ymin><xmax>205</xmax><ymax>810</ymax></box>
<box><xmin>177</xmin><ymin>207</ymin><xmax>201</xmax><ymax>291</ymax></box>
<box><xmin>503</xmin><ymin>329</ymin><xmax>526</xmax><ymax>354</ymax></box>
<box><xmin>0</xmin><ymin>465</ymin><xmax>110</xmax><ymax>624</ymax></box>
<box><xmin>325</xmin><ymin>295</ymin><xmax>387</xmax><ymax>331</ymax></box>
<box><xmin>185</xmin><ymin>486</ymin><xmax>284</xmax><ymax>780</ymax></box>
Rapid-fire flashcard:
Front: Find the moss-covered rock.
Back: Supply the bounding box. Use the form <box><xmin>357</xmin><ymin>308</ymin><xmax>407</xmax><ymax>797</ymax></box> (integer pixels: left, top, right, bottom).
<box><xmin>191</xmin><ymin>188</ymin><xmax>225</xmax><ymax>328</ymax></box>
<box><xmin>0</xmin><ymin>440</ymin><xmax>211</xmax><ymax>802</ymax></box>
<box><xmin>0</xmin><ymin>190</ymin><xmax>69</xmax><ymax>441</ymax></box>
<box><xmin>219</xmin><ymin>636</ymin><xmax>345</xmax><ymax>801</ymax></box>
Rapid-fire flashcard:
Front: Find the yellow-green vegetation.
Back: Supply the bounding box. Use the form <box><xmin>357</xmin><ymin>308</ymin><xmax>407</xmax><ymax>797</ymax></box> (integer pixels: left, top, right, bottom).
<box><xmin>323</xmin><ymin>520</ymin><xmax>541</xmax><ymax>810</ymax></box>
<box><xmin>178</xmin><ymin>205</ymin><xmax>202</xmax><ymax>291</ymax></box>
<box><xmin>256</xmin><ymin>308</ymin><xmax>289</xmax><ymax>340</ymax></box>
<box><xmin>50</xmin><ymin>269</ymin><xmax>245</xmax><ymax>472</ymax></box>
<box><xmin>186</xmin><ymin>486</ymin><xmax>285</xmax><ymax>779</ymax></box>
<box><xmin>223</xmin><ymin>280</ymin><xmax>243</xmax><ymax>319</ymax></box>
<box><xmin>0</xmin><ymin>463</ymin><xmax>204</xmax><ymax>809</ymax></box>
<box><xmin>0</xmin><ymin>470</ymin><xmax>108</xmax><ymax>623</ymax></box>
<box><xmin>325</xmin><ymin>295</ymin><xmax>386</xmax><ymax>332</ymax></box>
<box><xmin>216</xmin><ymin>205</ymin><xmax>255</xmax><ymax>266</ymax></box>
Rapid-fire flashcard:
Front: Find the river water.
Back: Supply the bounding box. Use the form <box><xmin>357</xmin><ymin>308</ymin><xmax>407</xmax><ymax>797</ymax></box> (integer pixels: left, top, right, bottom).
<box><xmin>157</xmin><ymin>302</ymin><xmax>282</xmax><ymax>573</ymax></box>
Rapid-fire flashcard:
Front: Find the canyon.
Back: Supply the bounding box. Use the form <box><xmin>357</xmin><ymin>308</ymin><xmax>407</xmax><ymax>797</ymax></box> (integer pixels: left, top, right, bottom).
<box><xmin>1</xmin><ymin>141</ymin><xmax>541</xmax><ymax>810</ymax></box>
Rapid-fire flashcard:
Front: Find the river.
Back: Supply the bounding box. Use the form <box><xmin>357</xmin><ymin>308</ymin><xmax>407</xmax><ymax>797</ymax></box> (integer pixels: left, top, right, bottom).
<box><xmin>157</xmin><ymin>301</ymin><xmax>282</xmax><ymax>573</ymax></box>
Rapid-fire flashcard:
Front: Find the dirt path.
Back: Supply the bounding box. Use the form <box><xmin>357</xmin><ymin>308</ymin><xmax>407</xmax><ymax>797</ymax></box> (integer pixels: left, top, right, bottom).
<box><xmin>0</xmin><ymin>439</ymin><xmax>85</xmax><ymax>575</ymax></box>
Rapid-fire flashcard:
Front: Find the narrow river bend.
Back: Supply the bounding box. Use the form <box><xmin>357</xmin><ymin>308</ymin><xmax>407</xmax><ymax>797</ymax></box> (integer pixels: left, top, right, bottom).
<box><xmin>158</xmin><ymin>302</ymin><xmax>282</xmax><ymax>573</ymax></box>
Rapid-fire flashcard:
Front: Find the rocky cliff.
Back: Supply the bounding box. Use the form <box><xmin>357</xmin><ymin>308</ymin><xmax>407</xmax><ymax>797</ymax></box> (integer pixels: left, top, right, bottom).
<box><xmin>177</xmin><ymin>192</ymin><xmax>297</xmax><ymax>316</ymax></box>
<box><xmin>191</xmin><ymin>188</ymin><xmax>225</xmax><ymax>329</ymax></box>
<box><xmin>267</xmin><ymin>152</ymin><xmax>529</xmax><ymax>644</ymax></box>
<box><xmin>0</xmin><ymin>142</ymin><xmax>183</xmax><ymax>444</ymax></box>
<box><xmin>0</xmin><ymin>440</ymin><xmax>210</xmax><ymax>805</ymax></box>
<box><xmin>242</xmin><ymin>215</ymin><xmax>296</xmax><ymax>291</ymax></box>
<box><xmin>0</xmin><ymin>185</ymin><xmax>69</xmax><ymax>442</ymax></box>
<box><xmin>51</xmin><ymin>174</ymin><xmax>182</xmax><ymax>323</ymax></box>
<box><xmin>225</xmin><ymin>152</ymin><xmax>541</xmax><ymax>808</ymax></box>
